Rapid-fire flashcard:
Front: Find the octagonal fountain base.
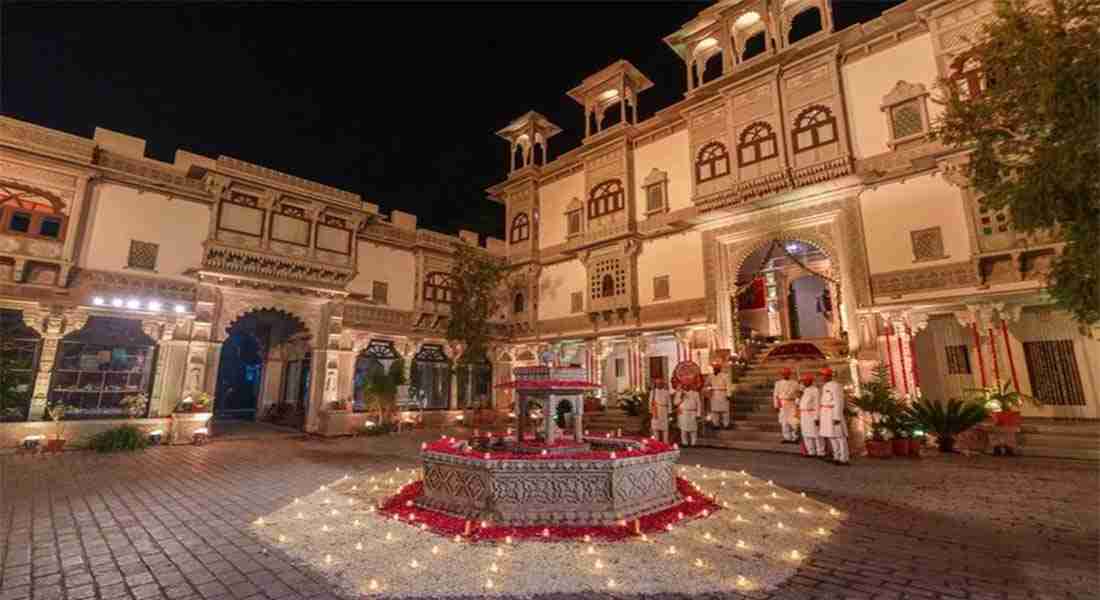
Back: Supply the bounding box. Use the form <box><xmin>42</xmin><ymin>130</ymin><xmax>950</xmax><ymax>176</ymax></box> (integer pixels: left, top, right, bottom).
<box><xmin>417</xmin><ymin>436</ymin><xmax>680</xmax><ymax>526</ymax></box>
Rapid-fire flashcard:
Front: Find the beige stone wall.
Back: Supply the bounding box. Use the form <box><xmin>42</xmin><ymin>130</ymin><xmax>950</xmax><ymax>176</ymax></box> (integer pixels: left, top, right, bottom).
<box><xmin>537</xmin><ymin>171</ymin><xmax>585</xmax><ymax>249</ymax></box>
<box><xmin>0</xmin><ymin>417</ymin><xmax>172</xmax><ymax>451</ymax></box>
<box><xmin>634</xmin><ymin>129</ymin><xmax>693</xmax><ymax>215</ymax></box>
<box><xmin>348</xmin><ymin>240</ymin><xmax>416</xmax><ymax>310</ymax></box>
<box><xmin>636</xmin><ymin>230</ymin><xmax>705</xmax><ymax>306</ymax></box>
<box><xmin>78</xmin><ymin>182</ymin><xmax>209</xmax><ymax>278</ymax></box>
<box><xmin>859</xmin><ymin>174</ymin><xmax>971</xmax><ymax>275</ymax></box>
<box><xmin>841</xmin><ymin>34</ymin><xmax>940</xmax><ymax>158</ymax></box>
<box><xmin>538</xmin><ymin>259</ymin><xmax>586</xmax><ymax>320</ymax></box>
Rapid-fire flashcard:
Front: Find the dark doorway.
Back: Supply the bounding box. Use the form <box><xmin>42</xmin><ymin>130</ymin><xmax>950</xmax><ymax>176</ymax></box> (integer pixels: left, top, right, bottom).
<box><xmin>214</xmin><ymin>309</ymin><xmax>308</xmax><ymax>425</ymax></box>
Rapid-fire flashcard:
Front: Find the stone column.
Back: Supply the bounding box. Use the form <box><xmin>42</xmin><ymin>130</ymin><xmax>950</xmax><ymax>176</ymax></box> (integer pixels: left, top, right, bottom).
<box><xmin>24</xmin><ymin>307</ymin><xmax>87</xmax><ymax>420</ymax></box>
<box><xmin>141</xmin><ymin>318</ymin><xmax>180</xmax><ymax>418</ymax></box>
<box><xmin>258</xmin><ymin>349</ymin><xmax>285</xmax><ymax>417</ymax></box>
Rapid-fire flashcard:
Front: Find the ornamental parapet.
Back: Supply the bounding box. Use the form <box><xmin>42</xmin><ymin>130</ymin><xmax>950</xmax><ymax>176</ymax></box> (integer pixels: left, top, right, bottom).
<box><xmin>200</xmin><ymin>242</ymin><xmax>353</xmax><ymax>288</ymax></box>
<box><xmin>694</xmin><ymin>157</ymin><xmax>854</xmax><ymax>214</ymax></box>
<box><xmin>790</xmin><ymin>156</ymin><xmax>854</xmax><ymax>189</ymax></box>
<box><xmin>343</xmin><ymin>303</ymin><xmax>414</xmax><ymax>331</ymax></box>
<box><xmin>564</xmin><ymin>221</ymin><xmax>637</xmax><ymax>253</ymax></box>
<box><xmin>358</xmin><ymin>221</ymin><xmax>417</xmax><ymax>247</ymax></box>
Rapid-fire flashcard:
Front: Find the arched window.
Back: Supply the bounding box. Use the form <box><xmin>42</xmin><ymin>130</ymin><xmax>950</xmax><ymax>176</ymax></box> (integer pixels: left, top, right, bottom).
<box><xmin>0</xmin><ymin>182</ymin><xmax>67</xmax><ymax>241</ymax></box>
<box><xmin>513</xmin><ymin>292</ymin><xmax>525</xmax><ymax>314</ymax></box>
<box><xmin>423</xmin><ymin>272</ymin><xmax>457</xmax><ymax>304</ymax></box>
<box><xmin>600</xmin><ymin>274</ymin><xmax>615</xmax><ymax>298</ymax></box>
<box><xmin>787</xmin><ymin>7</ymin><xmax>823</xmax><ymax>45</ymax></box>
<box><xmin>510</xmin><ymin>212</ymin><xmax>530</xmax><ymax>243</ymax></box>
<box><xmin>587</xmin><ymin>180</ymin><xmax>625</xmax><ymax>219</ymax></box>
<box><xmin>696</xmin><ymin>142</ymin><xmax>730</xmax><ymax>183</ymax></box>
<box><xmin>741</xmin><ymin>31</ymin><xmax>767</xmax><ymax>61</ymax></box>
<box><xmin>738</xmin><ymin>122</ymin><xmax>778</xmax><ymax>167</ymax></box>
<box><xmin>949</xmin><ymin>53</ymin><xmax>985</xmax><ymax>100</ymax></box>
<box><xmin>791</xmin><ymin>105</ymin><xmax>837</xmax><ymax>153</ymax></box>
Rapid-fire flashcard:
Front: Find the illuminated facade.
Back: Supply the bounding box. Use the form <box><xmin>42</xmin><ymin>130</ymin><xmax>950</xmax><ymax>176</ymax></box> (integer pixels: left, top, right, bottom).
<box><xmin>1</xmin><ymin>0</ymin><xmax>1096</xmax><ymax>451</ymax></box>
<box><xmin>488</xmin><ymin>0</ymin><xmax>1099</xmax><ymax>425</ymax></box>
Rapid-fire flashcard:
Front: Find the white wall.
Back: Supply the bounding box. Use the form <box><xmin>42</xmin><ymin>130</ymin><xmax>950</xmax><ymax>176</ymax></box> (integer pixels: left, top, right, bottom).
<box><xmin>79</xmin><ymin>183</ymin><xmax>209</xmax><ymax>278</ymax></box>
<box><xmin>538</xmin><ymin>171</ymin><xmax>585</xmax><ymax>249</ymax></box>
<box><xmin>634</xmin><ymin>129</ymin><xmax>694</xmax><ymax>215</ymax></box>
<box><xmin>538</xmin><ymin>259</ymin><xmax>586</xmax><ymax>320</ymax></box>
<box><xmin>859</xmin><ymin>173</ymin><xmax>971</xmax><ymax>274</ymax></box>
<box><xmin>637</xmin><ymin>229</ymin><xmax>705</xmax><ymax>304</ymax></box>
<box><xmin>349</xmin><ymin>241</ymin><xmax>416</xmax><ymax>310</ymax></box>
<box><xmin>842</xmin><ymin>33</ymin><xmax>941</xmax><ymax>158</ymax></box>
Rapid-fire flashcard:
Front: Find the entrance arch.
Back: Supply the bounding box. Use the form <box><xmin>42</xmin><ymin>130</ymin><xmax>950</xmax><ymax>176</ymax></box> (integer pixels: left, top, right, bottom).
<box><xmin>214</xmin><ymin>308</ymin><xmax>310</xmax><ymax>426</ymax></box>
<box><xmin>731</xmin><ymin>238</ymin><xmax>841</xmax><ymax>344</ymax></box>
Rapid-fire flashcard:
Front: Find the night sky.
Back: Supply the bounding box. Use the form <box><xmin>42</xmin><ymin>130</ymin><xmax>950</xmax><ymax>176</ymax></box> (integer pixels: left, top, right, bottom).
<box><xmin>1</xmin><ymin>1</ymin><xmax>901</xmax><ymax>240</ymax></box>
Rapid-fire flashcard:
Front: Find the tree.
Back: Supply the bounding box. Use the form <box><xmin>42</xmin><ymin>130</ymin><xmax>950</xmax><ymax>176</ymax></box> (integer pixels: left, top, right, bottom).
<box><xmin>932</xmin><ymin>0</ymin><xmax>1100</xmax><ymax>324</ymax></box>
<box><xmin>446</xmin><ymin>240</ymin><xmax>512</xmax><ymax>366</ymax></box>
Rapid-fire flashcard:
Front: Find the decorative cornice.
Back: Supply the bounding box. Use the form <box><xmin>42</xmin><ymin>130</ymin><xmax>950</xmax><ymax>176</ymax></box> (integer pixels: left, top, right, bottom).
<box><xmin>871</xmin><ymin>261</ymin><xmax>980</xmax><ymax>298</ymax></box>
<box><xmin>200</xmin><ymin>242</ymin><xmax>354</xmax><ymax>289</ymax></box>
<box><xmin>343</xmin><ymin>303</ymin><xmax>415</xmax><ymax>333</ymax></box>
<box><xmin>216</xmin><ymin>156</ymin><xmax>361</xmax><ymax>209</ymax></box>
<box><xmin>70</xmin><ymin>269</ymin><xmax>197</xmax><ymax>302</ymax></box>
<box><xmin>0</xmin><ymin>116</ymin><xmax>96</xmax><ymax>163</ymax></box>
<box><xmin>95</xmin><ymin>150</ymin><xmax>209</xmax><ymax>199</ymax></box>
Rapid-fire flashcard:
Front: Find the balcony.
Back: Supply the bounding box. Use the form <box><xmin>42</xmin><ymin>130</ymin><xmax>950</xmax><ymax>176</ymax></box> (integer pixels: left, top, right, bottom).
<box><xmin>564</xmin><ymin>221</ymin><xmax>637</xmax><ymax>253</ymax></box>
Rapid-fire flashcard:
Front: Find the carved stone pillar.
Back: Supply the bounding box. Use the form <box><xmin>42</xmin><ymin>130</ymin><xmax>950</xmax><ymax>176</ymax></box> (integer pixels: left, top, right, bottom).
<box><xmin>141</xmin><ymin>317</ymin><xmax>180</xmax><ymax>417</ymax></box>
<box><xmin>447</xmin><ymin>341</ymin><xmax>465</xmax><ymax>410</ymax></box>
<box><xmin>24</xmin><ymin>307</ymin><xmax>87</xmax><ymax>420</ymax></box>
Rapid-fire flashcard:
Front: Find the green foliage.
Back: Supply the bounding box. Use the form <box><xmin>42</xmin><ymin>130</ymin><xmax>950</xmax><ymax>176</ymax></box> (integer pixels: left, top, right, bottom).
<box><xmin>88</xmin><ymin>425</ymin><xmax>149</xmax><ymax>453</ymax></box>
<box><xmin>363</xmin><ymin>361</ymin><xmax>398</xmax><ymax>425</ymax></box>
<box><xmin>445</xmin><ymin>241</ymin><xmax>511</xmax><ymax>365</ymax></box>
<box><xmin>852</xmin><ymin>364</ymin><xmax>897</xmax><ymax>441</ymax></box>
<box><xmin>966</xmin><ymin>379</ymin><xmax>1039</xmax><ymax>411</ymax></box>
<box><xmin>554</xmin><ymin>399</ymin><xmax>573</xmax><ymax>429</ymax></box>
<box><xmin>0</xmin><ymin>319</ymin><xmax>33</xmax><ymax>422</ymax></box>
<box><xmin>931</xmin><ymin>0</ymin><xmax>1100</xmax><ymax>325</ymax></box>
<box><xmin>388</xmin><ymin>358</ymin><xmax>407</xmax><ymax>387</ymax></box>
<box><xmin>905</xmin><ymin>397</ymin><xmax>990</xmax><ymax>452</ymax></box>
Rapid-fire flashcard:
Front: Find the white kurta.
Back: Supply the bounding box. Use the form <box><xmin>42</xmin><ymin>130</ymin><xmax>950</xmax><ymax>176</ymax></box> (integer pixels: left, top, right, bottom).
<box><xmin>649</xmin><ymin>388</ymin><xmax>670</xmax><ymax>431</ymax></box>
<box><xmin>676</xmin><ymin>391</ymin><xmax>700</xmax><ymax>432</ymax></box>
<box><xmin>706</xmin><ymin>372</ymin><xmax>730</xmax><ymax>412</ymax></box>
<box><xmin>818</xmin><ymin>380</ymin><xmax>848</xmax><ymax>438</ymax></box>
<box><xmin>773</xmin><ymin>378</ymin><xmax>800</xmax><ymax>422</ymax></box>
<box><xmin>798</xmin><ymin>385</ymin><xmax>820</xmax><ymax>437</ymax></box>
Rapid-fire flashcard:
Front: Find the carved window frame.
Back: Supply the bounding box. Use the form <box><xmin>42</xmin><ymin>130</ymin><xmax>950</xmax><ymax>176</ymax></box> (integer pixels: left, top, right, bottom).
<box><xmin>587</xmin><ymin>179</ymin><xmax>625</xmax><ymax>220</ymax></box>
<box><xmin>737</xmin><ymin>121</ymin><xmax>779</xmax><ymax>167</ymax></box>
<box><xmin>372</xmin><ymin>280</ymin><xmax>389</xmax><ymax>305</ymax></box>
<box><xmin>653</xmin><ymin>275</ymin><xmax>671</xmax><ymax>301</ymax></box>
<box><xmin>513</xmin><ymin>291</ymin><xmax>526</xmax><ymax>315</ymax></box>
<box><xmin>910</xmin><ymin>226</ymin><xmax>948</xmax><ymax>262</ymax></box>
<box><xmin>642</xmin><ymin>169</ymin><xmax>669</xmax><ymax>216</ymax></box>
<box><xmin>510</xmin><ymin>212</ymin><xmax>531</xmax><ymax>244</ymax></box>
<box><xmin>791</xmin><ymin>105</ymin><xmax>837</xmax><ymax>153</ymax></box>
<box><xmin>695</xmin><ymin>142</ymin><xmax>731</xmax><ymax>183</ymax></box>
<box><xmin>570</xmin><ymin>291</ymin><xmax>584</xmax><ymax>314</ymax></box>
<box><xmin>0</xmin><ymin>182</ymin><xmax>68</xmax><ymax>242</ymax></box>
<box><xmin>949</xmin><ymin>52</ymin><xmax>985</xmax><ymax>100</ymax></box>
<box><xmin>422</xmin><ymin>272</ymin><xmax>457</xmax><ymax>304</ymax></box>
<box><xmin>881</xmin><ymin>82</ymin><xmax>931</xmax><ymax>149</ymax></box>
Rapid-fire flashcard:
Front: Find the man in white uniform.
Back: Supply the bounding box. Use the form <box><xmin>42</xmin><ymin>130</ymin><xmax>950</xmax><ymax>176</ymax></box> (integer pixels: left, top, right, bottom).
<box><xmin>818</xmin><ymin>367</ymin><xmax>850</xmax><ymax>465</ymax></box>
<box><xmin>675</xmin><ymin>383</ymin><xmax>701</xmax><ymax>447</ymax></box>
<box><xmin>648</xmin><ymin>376</ymin><xmax>671</xmax><ymax>444</ymax></box>
<box><xmin>705</xmin><ymin>363</ymin><xmax>731</xmax><ymax>429</ymax></box>
<box><xmin>772</xmin><ymin>367</ymin><xmax>800</xmax><ymax>443</ymax></box>
<box><xmin>797</xmin><ymin>372</ymin><xmax>824</xmax><ymax>458</ymax></box>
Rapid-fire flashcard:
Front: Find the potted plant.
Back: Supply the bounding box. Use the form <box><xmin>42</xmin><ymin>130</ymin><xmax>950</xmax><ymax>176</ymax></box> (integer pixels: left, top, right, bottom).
<box><xmin>906</xmin><ymin>397</ymin><xmax>989</xmax><ymax>453</ymax></box>
<box><xmin>883</xmin><ymin>407</ymin><xmax>911</xmax><ymax>457</ymax></box>
<box><xmin>852</xmin><ymin>364</ymin><xmax>895</xmax><ymax>458</ymax></box>
<box><xmin>908</xmin><ymin>427</ymin><xmax>926</xmax><ymax>457</ymax></box>
<box><xmin>45</xmin><ymin>402</ymin><xmax>68</xmax><ymax>453</ymax></box>
<box><xmin>619</xmin><ymin>388</ymin><xmax>645</xmax><ymax>417</ymax></box>
<box><xmin>966</xmin><ymin>380</ymin><xmax>1037</xmax><ymax>428</ymax></box>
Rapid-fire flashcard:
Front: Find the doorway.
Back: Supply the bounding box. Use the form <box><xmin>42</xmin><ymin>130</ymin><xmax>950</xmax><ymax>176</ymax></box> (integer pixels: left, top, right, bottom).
<box><xmin>214</xmin><ymin>309</ymin><xmax>309</xmax><ymax>426</ymax></box>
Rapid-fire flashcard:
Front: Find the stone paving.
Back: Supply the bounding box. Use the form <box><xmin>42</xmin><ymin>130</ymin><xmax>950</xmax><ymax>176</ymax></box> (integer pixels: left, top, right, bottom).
<box><xmin>1</xmin><ymin>431</ymin><xmax>1097</xmax><ymax>600</ymax></box>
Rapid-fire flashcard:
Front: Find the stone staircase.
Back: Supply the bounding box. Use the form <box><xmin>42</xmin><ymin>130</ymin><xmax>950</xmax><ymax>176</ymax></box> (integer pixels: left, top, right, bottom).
<box><xmin>582</xmin><ymin>409</ymin><xmax>645</xmax><ymax>435</ymax></box>
<box><xmin>1017</xmin><ymin>419</ymin><xmax>1100</xmax><ymax>461</ymax></box>
<box><xmin>700</xmin><ymin>338</ymin><xmax>850</xmax><ymax>454</ymax></box>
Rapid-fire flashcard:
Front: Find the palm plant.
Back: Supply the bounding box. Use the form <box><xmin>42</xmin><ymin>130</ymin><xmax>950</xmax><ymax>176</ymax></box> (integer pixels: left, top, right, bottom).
<box><xmin>905</xmin><ymin>397</ymin><xmax>989</xmax><ymax>453</ymax></box>
<box><xmin>852</xmin><ymin>363</ymin><xmax>896</xmax><ymax>442</ymax></box>
<box><xmin>966</xmin><ymin>380</ymin><xmax>1039</xmax><ymax>412</ymax></box>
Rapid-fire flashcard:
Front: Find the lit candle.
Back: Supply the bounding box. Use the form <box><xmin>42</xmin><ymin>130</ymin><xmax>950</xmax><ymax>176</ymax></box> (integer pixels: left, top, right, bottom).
<box><xmin>294</xmin><ymin>498</ymin><xmax>300</xmax><ymax>504</ymax></box>
<box><xmin>322</xmin><ymin>525</ymin><xmax>329</xmax><ymax>532</ymax></box>
<box><xmin>431</xmin><ymin>545</ymin><xmax>439</xmax><ymax>555</ymax></box>
<box><xmin>505</xmin><ymin>536</ymin><xmax>513</xmax><ymax>544</ymax></box>
<box><xmin>830</xmin><ymin>508</ymin><xmax>839</xmax><ymax>516</ymax></box>
<box><xmin>790</xmin><ymin>550</ymin><xmax>802</xmax><ymax>560</ymax></box>
<box><xmin>369</xmin><ymin>579</ymin><xmax>379</xmax><ymax>591</ymax></box>
<box><xmin>817</xmin><ymin>527</ymin><xmax>827</xmax><ymax>535</ymax></box>
<box><xmin>667</xmin><ymin>545</ymin><xmax>677</xmax><ymax>555</ymax></box>
<box><xmin>385</xmin><ymin>532</ymin><xmax>393</xmax><ymax>541</ymax></box>
<box><xmin>607</xmin><ymin>579</ymin><xmax>617</xmax><ymax>589</ymax></box>
<box><xmin>541</xmin><ymin>528</ymin><xmax>550</xmax><ymax>537</ymax></box>
<box><xmin>354</xmin><ymin>520</ymin><xmax>360</xmax><ymax>527</ymax></box>
<box><xmin>583</xmin><ymin>535</ymin><xmax>591</xmax><ymax>543</ymax></box>
<box><xmin>278</xmin><ymin>535</ymin><xmax>286</xmax><ymax>543</ymax></box>
<box><xmin>496</xmin><ymin>547</ymin><xmax>503</xmax><ymax>558</ymax></box>
<box><xmin>735</xmin><ymin>514</ymin><xmax>745</xmax><ymax>522</ymax></box>
<box><xmin>485</xmin><ymin>579</ymin><xmax>494</xmax><ymax>590</ymax></box>
<box><xmin>594</xmin><ymin>559</ymin><xmax>603</xmax><ymax>569</ymax></box>
<box><xmin>777</xmin><ymin>522</ymin><xmax>785</xmax><ymax>529</ymax></box>
<box><xmin>489</xmin><ymin>562</ymin><xmax>498</xmax><ymax>573</ymax></box>
<box><xmin>694</xmin><ymin>558</ymin><xmax>705</xmax><ymax>568</ymax></box>
<box><xmin>737</xmin><ymin>540</ymin><xmax>747</xmax><ymax>549</ymax></box>
<box><xmin>703</xmin><ymin>532</ymin><xmax>712</xmax><ymax>541</ymax></box>
<box><xmin>320</xmin><ymin>485</ymin><xmax>327</xmax><ymax>491</ymax></box>
<box><xmin>324</xmin><ymin>554</ymin><xmax>332</xmax><ymax>565</ymax></box>
<box><xmin>737</xmin><ymin>575</ymin><xmax>749</xmax><ymax>587</ymax></box>
<box><xmin>453</xmin><ymin>535</ymin><xmax>461</xmax><ymax>543</ymax></box>
<box><xmin>410</xmin><ymin>559</ymin><xmax>420</xmax><ymax>568</ymax></box>
<box><xmin>587</xmin><ymin>545</ymin><xmax>595</xmax><ymax>555</ymax></box>
<box><xmin>255</xmin><ymin>517</ymin><xmax>264</xmax><ymax>526</ymax></box>
<box><xmin>331</xmin><ymin>509</ymin><xmax>339</xmax><ymax>516</ymax></box>
<box><xmin>356</xmin><ymin>542</ymin><xmax>363</xmax><ymax>551</ymax></box>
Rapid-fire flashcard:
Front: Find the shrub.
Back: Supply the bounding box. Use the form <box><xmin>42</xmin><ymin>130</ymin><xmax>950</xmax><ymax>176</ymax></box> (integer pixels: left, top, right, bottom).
<box><xmin>359</xmin><ymin>421</ymin><xmax>396</xmax><ymax>437</ymax></box>
<box><xmin>89</xmin><ymin>425</ymin><xmax>149</xmax><ymax>453</ymax></box>
<box><xmin>906</xmin><ymin>397</ymin><xmax>989</xmax><ymax>453</ymax></box>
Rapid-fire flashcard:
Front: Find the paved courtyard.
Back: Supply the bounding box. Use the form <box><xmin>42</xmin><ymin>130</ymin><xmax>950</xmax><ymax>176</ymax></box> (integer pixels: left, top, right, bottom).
<box><xmin>1</xmin><ymin>431</ymin><xmax>1097</xmax><ymax>600</ymax></box>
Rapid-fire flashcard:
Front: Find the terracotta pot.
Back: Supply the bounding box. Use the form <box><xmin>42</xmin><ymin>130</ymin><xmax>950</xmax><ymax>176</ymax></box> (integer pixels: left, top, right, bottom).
<box><xmin>993</xmin><ymin>410</ymin><xmax>1022</xmax><ymax>428</ymax></box>
<box><xmin>45</xmin><ymin>438</ymin><xmax>66</xmax><ymax>453</ymax></box>
<box><xmin>908</xmin><ymin>437</ymin><xmax>924</xmax><ymax>457</ymax></box>
<box><xmin>865</xmin><ymin>439</ymin><xmax>892</xmax><ymax>458</ymax></box>
<box><xmin>891</xmin><ymin>438</ymin><xmax>910</xmax><ymax>457</ymax></box>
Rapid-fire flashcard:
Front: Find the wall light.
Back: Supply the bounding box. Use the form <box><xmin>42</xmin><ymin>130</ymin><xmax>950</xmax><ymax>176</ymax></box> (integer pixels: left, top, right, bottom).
<box><xmin>126</xmin><ymin>299</ymin><xmax>141</xmax><ymax>309</ymax></box>
<box><xmin>147</xmin><ymin>301</ymin><xmax>162</xmax><ymax>312</ymax></box>
<box><xmin>92</xmin><ymin>297</ymin><xmax>105</xmax><ymax>306</ymax></box>
<box><xmin>111</xmin><ymin>298</ymin><xmax>124</xmax><ymax>307</ymax></box>
<box><xmin>174</xmin><ymin>304</ymin><xmax>187</xmax><ymax>314</ymax></box>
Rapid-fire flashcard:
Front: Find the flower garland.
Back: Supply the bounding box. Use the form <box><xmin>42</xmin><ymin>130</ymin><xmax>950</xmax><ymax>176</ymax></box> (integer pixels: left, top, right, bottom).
<box><xmin>423</xmin><ymin>436</ymin><xmax>676</xmax><ymax>461</ymax></box>
<box><xmin>378</xmin><ymin>477</ymin><xmax>720</xmax><ymax>543</ymax></box>
<box><xmin>494</xmin><ymin>380</ymin><xmax>600</xmax><ymax>389</ymax></box>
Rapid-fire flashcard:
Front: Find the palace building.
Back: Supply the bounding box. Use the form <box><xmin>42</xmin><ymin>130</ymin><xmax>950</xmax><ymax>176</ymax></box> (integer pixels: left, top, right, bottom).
<box><xmin>1</xmin><ymin>0</ymin><xmax>1097</xmax><ymax>452</ymax></box>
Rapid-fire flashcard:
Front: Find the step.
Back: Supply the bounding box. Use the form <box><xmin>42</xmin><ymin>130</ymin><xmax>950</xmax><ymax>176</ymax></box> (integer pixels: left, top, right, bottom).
<box><xmin>1015</xmin><ymin>445</ymin><xmax>1100</xmax><ymax>461</ymax></box>
<box><xmin>1019</xmin><ymin>423</ymin><xmax>1100</xmax><ymax>437</ymax></box>
<box><xmin>695</xmin><ymin>439</ymin><xmax>803</xmax><ymax>455</ymax></box>
<box><xmin>1018</xmin><ymin>433</ymin><xmax>1100</xmax><ymax>449</ymax></box>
